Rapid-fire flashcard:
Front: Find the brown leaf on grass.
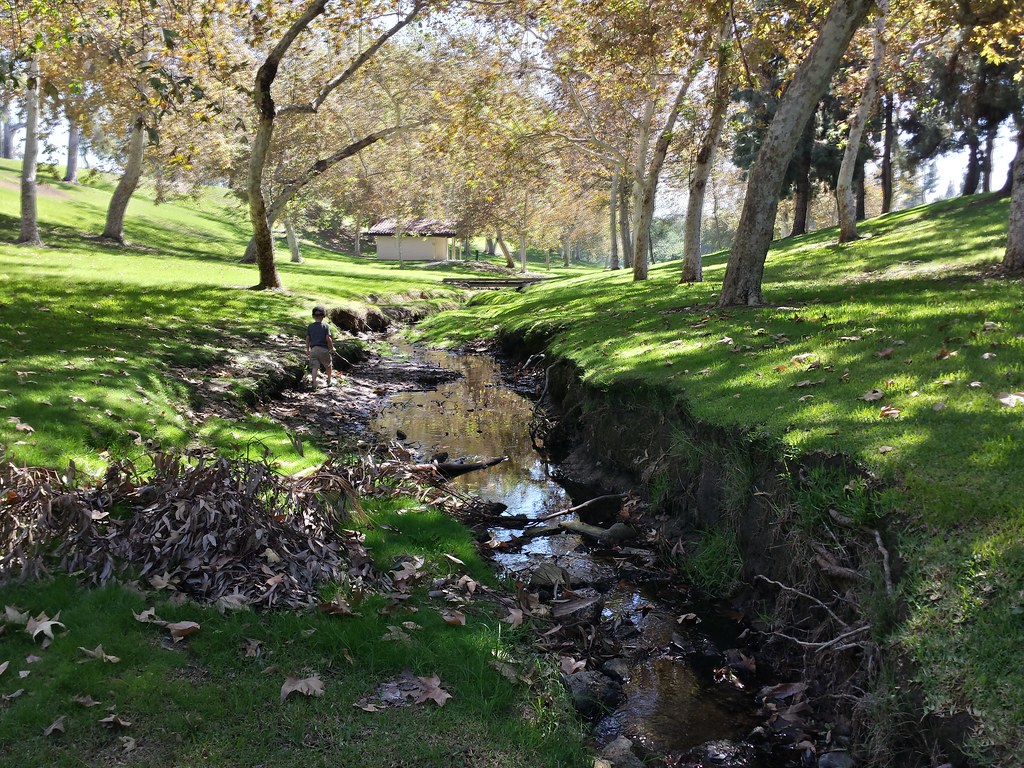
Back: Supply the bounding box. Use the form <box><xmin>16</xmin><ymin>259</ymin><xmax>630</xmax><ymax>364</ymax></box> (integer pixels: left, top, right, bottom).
<box><xmin>120</xmin><ymin>736</ymin><xmax>137</xmax><ymax>753</ymax></box>
<box><xmin>490</xmin><ymin>660</ymin><xmax>521</xmax><ymax>683</ymax></box>
<box><xmin>676</xmin><ymin>613</ymin><xmax>701</xmax><ymax>624</ymax></box>
<box><xmin>280</xmin><ymin>674</ymin><xmax>324</xmax><ymax>703</ymax></box>
<box><xmin>414</xmin><ymin>674</ymin><xmax>452</xmax><ymax>707</ymax></box>
<box><xmin>440</xmin><ymin>610</ymin><xmax>465</xmax><ymax>626</ymax></box>
<box><xmin>383</xmin><ymin>625</ymin><xmax>411</xmax><ymax>643</ymax></box>
<box><xmin>390</xmin><ymin>556</ymin><xmax>424</xmax><ymax>583</ymax></box>
<box><xmin>935</xmin><ymin>347</ymin><xmax>958</xmax><ymax>360</ymax></box>
<box><xmin>0</xmin><ymin>660</ymin><xmax>8</xmax><ymax>676</ymax></box>
<box><xmin>860</xmin><ymin>389</ymin><xmax>885</xmax><ymax>401</ymax></box>
<box><xmin>72</xmin><ymin>695</ymin><xmax>101</xmax><ymax>707</ymax></box>
<box><xmin>74</xmin><ymin>649</ymin><xmax>106</xmax><ymax>673</ymax></box>
<box><xmin>457</xmin><ymin>574</ymin><xmax>478</xmax><ymax>594</ymax></box>
<box><xmin>26</xmin><ymin>611</ymin><xmax>65</xmax><ymax>641</ymax></box>
<box><xmin>14</xmin><ymin>422</ymin><xmax>34</xmax><ymax>433</ymax></box>
<box><xmin>998</xmin><ymin>392</ymin><xmax>1024</xmax><ymax>408</ymax></box>
<box><xmin>798</xmin><ymin>395</ymin><xmax>815</xmax><ymax>403</ymax></box>
<box><xmin>560</xmin><ymin>656</ymin><xmax>586</xmax><ymax>675</ymax></box>
<box><xmin>43</xmin><ymin>716</ymin><xmax>66</xmax><ymax>736</ymax></box>
<box><xmin>400</xmin><ymin>621</ymin><xmax>422</xmax><ymax>631</ymax></box>
<box><xmin>132</xmin><ymin>607</ymin><xmax>164</xmax><ymax>625</ymax></box>
<box><xmin>78</xmin><ymin>645</ymin><xmax>120</xmax><ymax>664</ymax></box>
<box><xmin>442</xmin><ymin>553</ymin><xmax>466</xmax><ymax>566</ymax></box>
<box><xmin>318</xmin><ymin>595</ymin><xmax>356</xmax><ymax>616</ymax></box>
<box><xmin>879</xmin><ymin>405</ymin><xmax>901</xmax><ymax>419</ymax></box>
<box><xmin>5</xmin><ymin>606</ymin><xmax>29</xmax><ymax>625</ymax></box>
<box><xmin>242</xmin><ymin>638</ymin><xmax>262</xmax><ymax>658</ymax></box>
<box><xmin>878</xmin><ymin>446</ymin><xmax>895</xmax><ymax>454</ymax></box>
<box><xmin>99</xmin><ymin>715</ymin><xmax>132</xmax><ymax>728</ymax></box>
<box><xmin>25</xmin><ymin>655</ymin><xmax>42</xmax><ymax>663</ymax></box>
<box><xmin>503</xmin><ymin>607</ymin><xmax>524</xmax><ymax>628</ymax></box>
<box><xmin>876</xmin><ymin>347</ymin><xmax>895</xmax><ymax>358</ymax></box>
<box><xmin>2</xmin><ymin>689</ymin><xmax>24</xmax><ymax>702</ymax></box>
<box><xmin>167</xmin><ymin>621</ymin><xmax>200</xmax><ymax>642</ymax></box>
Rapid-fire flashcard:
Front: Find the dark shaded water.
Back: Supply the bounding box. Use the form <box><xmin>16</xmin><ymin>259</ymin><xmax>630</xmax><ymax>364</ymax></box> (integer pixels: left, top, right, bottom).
<box><xmin>371</xmin><ymin>345</ymin><xmax>767</xmax><ymax>759</ymax></box>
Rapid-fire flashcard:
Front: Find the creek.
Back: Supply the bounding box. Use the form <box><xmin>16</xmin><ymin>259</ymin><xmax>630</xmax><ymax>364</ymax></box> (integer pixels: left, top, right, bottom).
<box><xmin>370</xmin><ymin>344</ymin><xmax>784</xmax><ymax>765</ymax></box>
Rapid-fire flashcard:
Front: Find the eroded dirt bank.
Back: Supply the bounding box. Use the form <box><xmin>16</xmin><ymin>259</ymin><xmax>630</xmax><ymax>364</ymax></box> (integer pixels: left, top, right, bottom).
<box><xmin>493</xmin><ymin>328</ymin><xmax>973</xmax><ymax>768</ymax></box>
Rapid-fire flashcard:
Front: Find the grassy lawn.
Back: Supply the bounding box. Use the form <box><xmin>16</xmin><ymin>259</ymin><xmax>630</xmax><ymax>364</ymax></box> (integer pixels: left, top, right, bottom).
<box><xmin>0</xmin><ymin>499</ymin><xmax>587</xmax><ymax>767</ymax></box>
<box><xmin>415</xmin><ymin>194</ymin><xmax>1024</xmax><ymax>763</ymax></box>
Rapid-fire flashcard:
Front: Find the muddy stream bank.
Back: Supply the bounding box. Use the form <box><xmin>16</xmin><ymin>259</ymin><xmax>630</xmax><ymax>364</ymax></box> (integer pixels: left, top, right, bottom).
<box><xmin>364</xmin><ymin>343</ymin><xmax>818</xmax><ymax>768</ymax></box>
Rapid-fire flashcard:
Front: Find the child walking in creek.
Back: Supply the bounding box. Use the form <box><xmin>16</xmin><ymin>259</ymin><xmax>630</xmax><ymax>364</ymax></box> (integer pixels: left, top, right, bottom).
<box><xmin>305</xmin><ymin>305</ymin><xmax>335</xmax><ymax>389</ymax></box>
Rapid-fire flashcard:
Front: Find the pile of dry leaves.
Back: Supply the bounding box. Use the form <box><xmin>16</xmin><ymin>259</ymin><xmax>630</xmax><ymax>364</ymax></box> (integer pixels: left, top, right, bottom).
<box><xmin>0</xmin><ymin>450</ymin><xmax>379</xmax><ymax>609</ymax></box>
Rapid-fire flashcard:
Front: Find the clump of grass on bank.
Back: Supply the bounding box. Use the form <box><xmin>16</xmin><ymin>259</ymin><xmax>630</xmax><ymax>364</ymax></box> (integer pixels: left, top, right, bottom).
<box><xmin>415</xmin><ymin>193</ymin><xmax>1024</xmax><ymax>763</ymax></box>
<box><xmin>0</xmin><ymin>499</ymin><xmax>588</xmax><ymax>768</ymax></box>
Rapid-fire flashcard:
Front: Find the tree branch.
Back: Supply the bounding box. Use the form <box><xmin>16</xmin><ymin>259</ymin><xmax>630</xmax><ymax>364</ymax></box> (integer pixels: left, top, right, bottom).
<box><xmin>279</xmin><ymin>0</ymin><xmax>427</xmax><ymax>117</ymax></box>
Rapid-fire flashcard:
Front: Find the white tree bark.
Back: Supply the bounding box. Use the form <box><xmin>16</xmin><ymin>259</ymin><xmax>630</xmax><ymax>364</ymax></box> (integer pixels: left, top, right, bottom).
<box><xmin>17</xmin><ymin>57</ymin><xmax>42</xmax><ymax>246</ymax></box>
<box><xmin>682</xmin><ymin>26</ymin><xmax>732</xmax><ymax>283</ymax></box>
<box><xmin>284</xmin><ymin>214</ymin><xmax>302</xmax><ymax>262</ymax></box>
<box><xmin>608</xmin><ymin>167</ymin><xmax>619</xmax><ymax>270</ymax></box>
<box><xmin>1004</xmin><ymin>125</ymin><xmax>1024</xmax><ymax>273</ymax></box>
<box><xmin>63</xmin><ymin>120</ymin><xmax>80</xmax><ymax>183</ymax></box>
<box><xmin>837</xmin><ymin>2</ymin><xmax>887</xmax><ymax>242</ymax></box>
<box><xmin>718</xmin><ymin>0</ymin><xmax>875</xmax><ymax>307</ymax></box>
<box><xmin>101</xmin><ymin>116</ymin><xmax>145</xmax><ymax>243</ymax></box>
<box><xmin>496</xmin><ymin>229</ymin><xmax>515</xmax><ymax>269</ymax></box>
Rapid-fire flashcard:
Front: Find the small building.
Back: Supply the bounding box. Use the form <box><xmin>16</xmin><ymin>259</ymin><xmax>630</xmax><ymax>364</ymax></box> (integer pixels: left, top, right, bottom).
<box><xmin>368</xmin><ymin>218</ymin><xmax>457</xmax><ymax>262</ymax></box>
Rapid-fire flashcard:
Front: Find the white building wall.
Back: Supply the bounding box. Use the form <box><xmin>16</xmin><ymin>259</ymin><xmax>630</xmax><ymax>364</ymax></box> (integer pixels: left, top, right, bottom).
<box><xmin>376</xmin><ymin>236</ymin><xmax>448</xmax><ymax>261</ymax></box>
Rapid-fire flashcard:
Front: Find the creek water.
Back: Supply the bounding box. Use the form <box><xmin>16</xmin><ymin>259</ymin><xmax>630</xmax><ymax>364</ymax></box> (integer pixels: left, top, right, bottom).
<box><xmin>371</xmin><ymin>345</ymin><xmax>769</xmax><ymax>761</ymax></box>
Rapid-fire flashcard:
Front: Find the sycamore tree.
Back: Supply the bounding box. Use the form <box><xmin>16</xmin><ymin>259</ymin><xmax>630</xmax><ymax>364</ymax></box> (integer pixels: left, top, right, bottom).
<box><xmin>243</xmin><ymin>0</ymin><xmax>434</xmax><ymax>290</ymax></box>
<box><xmin>717</xmin><ymin>0</ymin><xmax>876</xmax><ymax>307</ymax></box>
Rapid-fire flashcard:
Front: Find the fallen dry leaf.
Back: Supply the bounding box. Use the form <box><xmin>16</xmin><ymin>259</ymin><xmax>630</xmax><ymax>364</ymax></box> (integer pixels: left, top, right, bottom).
<box><xmin>0</xmin><ymin>660</ymin><xmax>7</xmax><ymax>677</ymax></box>
<box><xmin>997</xmin><ymin>392</ymin><xmax>1024</xmax><ymax>408</ymax></box>
<box><xmin>878</xmin><ymin>446</ymin><xmax>895</xmax><ymax>454</ymax></box>
<box><xmin>26</xmin><ymin>611</ymin><xmax>65</xmax><ymax>642</ymax></box>
<box><xmin>280</xmin><ymin>674</ymin><xmax>324</xmax><ymax>704</ymax></box>
<box><xmin>414</xmin><ymin>674</ymin><xmax>452</xmax><ymax>707</ymax></box>
<box><xmin>72</xmin><ymin>695</ymin><xmax>101</xmax><ymax>707</ymax></box>
<box><xmin>503</xmin><ymin>607</ymin><xmax>524</xmax><ymax>628</ymax></box>
<box><xmin>318</xmin><ymin>595</ymin><xmax>356</xmax><ymax>616</ymax></box>
<box><xmin>43</xmin><ymin>716</ymin><xmax>66</xmax><ymax>736</ymax></box>
<box><xmin>383</xmin><ymin>625</ymin><xmax>411</xmax><ymax>643</ymax></box>
<box><xmin>879</xmin><ymin>405</ymin><xmax>901</xmax><ymax>419</ymax></box>
<box><xmin>120</xmin><ymin>736</ymin><xmax>137</xmax><ymax>753</ymax></box>
<box><xmin>935</xmin><ymin>347</ymin><xmax>958</xmax><ymax>360</ymax></box>
<box><xmin>25</xmin><ymin>655</ymin><xmax>42</xmax><ymax>664</ymax></box>
<box><xmin>242</xmin><ymin>638</ymin><xmax>262</xmax><ymax>658</ymax></box>
<box><xmin>560</xmin><ymin>656</ymin><xmax>586</xmax><ymax>675</ymax></box>
<box><xmin>167</xmin><ymin>621</ymin><xmax>200</xmax><ymax>643</ymax></box>
<box><xmin>99</xmin><ymin>715</ymin><xmax>132</xmax><ymax>729</ymax></box>
<box><xmin>876</xmin><ymin>347</ymin><xmax>894</xmax><ymax>358</ymax></box>
<box><xmin>860</xmin><ymin>389</ymin><xmax>885</xmax><ymax>401</ymax></box>
<box><xmin>442</xmin><ymin>553</ymin><xmax>466</xmax><ymax>566</ymax></box>
<box><xmin>132</xmin><ymin>607</ymin><xmax>164</xmax><ymax>625</ymax></box>
<box><xmin>676</xmin><ymin>613</ymin><xmax>701</xmax><ymax>624</ymax></box>
<box><xmin>78</xmin><ymin>645</ymin><xmax>120</xmax><ymax>664</ymax></box>
<box><xmin>440</xmin><ymin>610</ymin><xmax>466</xmax><ymax>626</ymax></box>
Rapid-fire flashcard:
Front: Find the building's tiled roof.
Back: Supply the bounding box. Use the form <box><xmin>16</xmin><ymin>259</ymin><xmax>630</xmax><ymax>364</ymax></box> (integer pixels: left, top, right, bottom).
<box><xmin>367</xmin><ymin>218</ymin><xmax>458</xmax><ymax>237</ymax></box>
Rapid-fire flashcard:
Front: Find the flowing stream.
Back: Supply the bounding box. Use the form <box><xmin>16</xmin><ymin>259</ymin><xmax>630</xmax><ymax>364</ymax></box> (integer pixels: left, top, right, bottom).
<box><xmin>371</xmin><ymin>344</ymin><xmax>775</xmax><ymax>763</ymax></box>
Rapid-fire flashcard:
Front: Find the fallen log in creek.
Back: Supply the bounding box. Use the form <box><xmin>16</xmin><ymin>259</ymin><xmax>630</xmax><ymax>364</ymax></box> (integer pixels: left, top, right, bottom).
<box><xmin>407</xmin><ymin>456</ymin><xmax>509</xmax><ymax>479</ymax></box>
<box><xmin>482</xmin><ymin>494</ymin><xmax>628</xmax><ymax>529</ymax></box>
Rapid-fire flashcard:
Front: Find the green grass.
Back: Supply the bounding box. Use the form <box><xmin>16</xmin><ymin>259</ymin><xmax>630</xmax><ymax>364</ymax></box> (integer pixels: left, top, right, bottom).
<box><xmin>0</xmin><ymin>501</ymin><xmax>588</xmax><ymax>767</ymax></box>
<box><xmin>416</xmin><ymin>193</ymin><xmax>1024</xmax><ymax>763</ymax></box>
<box><xmin>0</xmin><ymin>160</ymin><xmax>480</xmax><ymax>472</ymax></box>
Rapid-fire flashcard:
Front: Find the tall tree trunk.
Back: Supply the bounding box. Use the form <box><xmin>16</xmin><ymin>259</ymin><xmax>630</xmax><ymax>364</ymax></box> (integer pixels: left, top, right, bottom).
<box><xmin>880</xmin><ymin>91</ymin><xmax>894</xmax><ymax>213</ymax></box>
<box><xmin>618</xmin><ymin>174</ymin><xmax>633</xmax><ymax>268</ymax></box>
<box><xmin>544</xmin><ymin>248</ymin><xmax>551</xmax><ymax>270</ymax></box>
<box><xmin>284</xmin><ymin>214</ymin><xmax>302</xmax><ymax>262</ymax></box>
<box><xmin>563</xmin><ymin>237</ymin><xmax>571</xmax><ymax>268</ymax></box>
<box><xmin>837</xmin><ymin>3</ymin><xmax>886</xmax><ymax>243</ymax></box>
<box><xmin>634</xmin><ymin>37</ymin><xmax>711</xmax><ymax>281</ymax></box>
<box><xmin>609</xmin><ymin>168</ymin><xmax>620</xmax><ymax>270</ymax></box>
<box><xmin>1004</xmin><ymin>125</ymin><xmax>1024</xmax><ymax>273</ymax></box>
<box><xmin>496</xmin><ymin>230</ymin><xmax>515</xmax><ymax>269</ymax></box>
<box><xmin>718</xmin><ymin>0</ymin><xmax>874</xmax><ymax>307</ymax></box>
<box><xmin>519</xmin><ymin>233</ymin><xmax>527</xmax><ymax>273</ymax></box>
<box><xmin>485</xmin><ymin>237</ymin><xmax>495</xmax><ymax>256</ymax></box>
<box><xmin>998</xmin><ymin>121</ymin><xmax>1023</xmax><ymax>198</ymax></box>
<box><xmin>982</xmin><ymin>123</ymin><xmax>996</xmax><ymax>193</ymax></box>
<box><xmin>683</xmin><ymin>26</ymin><xmax>732</xmax><ymax>283</ymax></box>
<box><xmin>856</xmin><ymin>160</ymin><xmax>866</xmax><ymax>220</ymax></box>
<box><xmin>963</xmin><ymin>131</ymin><xmax>981</xmax><ymax>195</ymax></box>
<box><xmin>101</xmin><ymin>115</ymin><xmax>145</xmax><ymax>243</ymax></box>
<box><xmin>16</xmin><ymin>57</ymin><xmax>42</xmax><ymax>246</ymax></box>
<box><xmin>462</xmin><ymin>236</ymin><xmax>471</xmax><ymax>261</ymax></box>
<box><xmin>790</xmin><ymin>118</ymin><xmax>814</xmax><ymax>237</ymax></box>
<box><xmin>63</xmin><ymin>119</ymin><xmax>80</xmax><ymax>183</ymax></box>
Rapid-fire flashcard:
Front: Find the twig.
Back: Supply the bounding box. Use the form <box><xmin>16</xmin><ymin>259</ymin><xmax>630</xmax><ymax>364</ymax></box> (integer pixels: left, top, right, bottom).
<box><xmin>874</xmin><ymin>529</ymin><xmax>894</xmax><ymax>596</ymax></box>
<box><xmin>770</xmin><ymin>624</ymin><xmax>871</xmax><ymax>652</ymax></box>
<box><xmin>755</xmin><ymin>574</ymin><xmax>848</xmax><ymax>627</ymax></box>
